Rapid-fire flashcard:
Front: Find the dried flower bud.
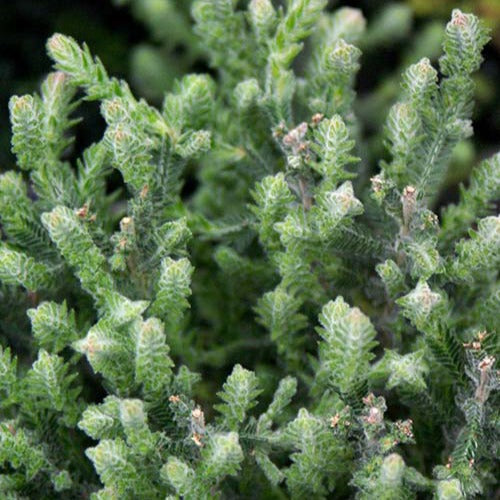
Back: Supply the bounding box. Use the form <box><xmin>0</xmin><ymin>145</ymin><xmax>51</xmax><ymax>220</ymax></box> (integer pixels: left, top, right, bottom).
<box><xmin>402</xmin><ymin>185</ymin><xmax>417</xmax><ymax>229</ymax></box>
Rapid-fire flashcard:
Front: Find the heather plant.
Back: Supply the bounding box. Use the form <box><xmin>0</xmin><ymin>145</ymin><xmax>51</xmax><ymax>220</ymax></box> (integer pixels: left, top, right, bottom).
<box><xmin>0</xmin><ymin>2</ymin><xmax>498</xmax><ymax>499</ymax></box>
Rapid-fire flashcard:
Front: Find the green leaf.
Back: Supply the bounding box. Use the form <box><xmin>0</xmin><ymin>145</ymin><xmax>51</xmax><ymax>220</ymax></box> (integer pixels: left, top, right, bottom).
<box><xmin>134</xmin><ymin>318</ymin><xmax>174</xmax><ymax>397</ymax></box>
<box><xmin>215</xmin><ymin>364</ymin><xmax>262</xmax><ymax>430</ymax></box>
<box><xmin>315</xmin><ymin>296</ymin><xmax>377</xmax><ymax>396</ymax></box>
<box><xmin>28</xmin><ymin>301</ymin><xmax>78</xmax><ymax>353</ymax></box>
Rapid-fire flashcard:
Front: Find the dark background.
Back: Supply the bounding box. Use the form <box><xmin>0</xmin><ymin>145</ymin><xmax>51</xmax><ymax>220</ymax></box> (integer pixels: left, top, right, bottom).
<box><xmin>0</xmin><ymin>0</ymin><xmax>499</xmax><ymax>179</ymax></box>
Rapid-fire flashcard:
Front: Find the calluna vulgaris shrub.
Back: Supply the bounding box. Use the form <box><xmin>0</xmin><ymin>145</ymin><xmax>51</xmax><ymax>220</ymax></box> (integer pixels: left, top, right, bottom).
<box><xmin>0</xmin><ymin>1</ymin><xmax>498</xmax><ymax>499</ymax></box>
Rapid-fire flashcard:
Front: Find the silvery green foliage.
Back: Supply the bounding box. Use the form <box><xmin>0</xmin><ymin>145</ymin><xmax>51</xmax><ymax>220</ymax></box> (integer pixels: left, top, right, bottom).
<box><xmin>0</xmin><ymin>2</ymin><xmax>498</xmax><ymax>499</ymax></box>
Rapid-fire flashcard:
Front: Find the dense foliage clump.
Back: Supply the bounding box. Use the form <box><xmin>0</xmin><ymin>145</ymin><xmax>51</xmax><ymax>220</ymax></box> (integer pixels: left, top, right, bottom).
<box><xmin>0</xmin><ymin>2</ymin><xmax>498</xmax><ymax>499</ymax></box>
